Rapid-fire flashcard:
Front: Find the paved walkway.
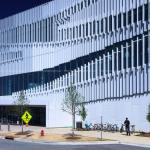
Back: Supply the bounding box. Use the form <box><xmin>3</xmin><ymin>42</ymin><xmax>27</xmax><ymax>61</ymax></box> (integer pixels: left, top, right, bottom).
<box><xmin>0</xmin><ymin>125</ymin><xmax>150</xmax><ymax>146</ymax></box>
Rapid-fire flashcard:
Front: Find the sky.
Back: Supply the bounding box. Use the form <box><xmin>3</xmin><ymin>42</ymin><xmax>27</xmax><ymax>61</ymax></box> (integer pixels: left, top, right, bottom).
<box><xmin>0</xmin><ymin>0</ymin><xmax>52</xmax><ymax>19</ymax></box>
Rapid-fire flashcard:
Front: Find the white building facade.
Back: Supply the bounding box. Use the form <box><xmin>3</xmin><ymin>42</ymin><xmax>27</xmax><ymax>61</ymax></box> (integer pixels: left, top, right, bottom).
<box><xmin>0</xmin><ymin>0</ymin><xmax>150</xmax><ymax>131</ymax></box>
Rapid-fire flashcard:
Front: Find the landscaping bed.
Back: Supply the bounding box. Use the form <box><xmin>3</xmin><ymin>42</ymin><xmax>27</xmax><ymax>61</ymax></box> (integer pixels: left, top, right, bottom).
<box><xmin>136</xmin><ymin>132</ymin><xmax>150</xmax><ymax>137</ymax></box>
<box><xmin>0</xmin><ymin>131</ymin><xmax>110</xmax><ymax>142</ymax></box>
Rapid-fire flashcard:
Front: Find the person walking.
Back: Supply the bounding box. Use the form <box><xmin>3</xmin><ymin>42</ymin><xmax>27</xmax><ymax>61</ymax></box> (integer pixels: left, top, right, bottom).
<box><xmin>124</xmin><ymin>118</ymin><xmax>130</xmax><ymax>136</ymax></box>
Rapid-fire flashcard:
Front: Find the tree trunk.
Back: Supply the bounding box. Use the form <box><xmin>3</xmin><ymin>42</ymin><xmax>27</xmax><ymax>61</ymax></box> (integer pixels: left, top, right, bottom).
<box><xmin>21</xmin><ymin>107</ymin><xmax>23</xmax><ymax>133</ymax></box>
<box><xmin>21</xmin><ymin>119</ymin><xmax>24</xmax><ymax>133</ymax></box>
<box><xmin>72</xmin><ymin>113</ymin><xmax>75</xmax><ymax>129</ymax></box>
<box><xmin>71</xmin><ymin>113</ymin><xmax>75</xmax><ymax>137</ymax></box>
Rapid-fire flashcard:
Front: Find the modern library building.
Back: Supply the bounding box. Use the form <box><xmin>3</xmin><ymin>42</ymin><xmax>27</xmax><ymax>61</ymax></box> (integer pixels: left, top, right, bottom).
<box><xmin>0</xmin><ymin>0</ymin><xmax>150</xmax><ymax>131</ymax></box>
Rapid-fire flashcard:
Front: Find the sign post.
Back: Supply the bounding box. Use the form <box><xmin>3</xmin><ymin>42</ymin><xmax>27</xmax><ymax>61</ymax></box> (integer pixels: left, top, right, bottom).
<box><xmin>100</xmin><ymin>116</ymin><xmax>103</xmax><ymax>140</ymax></box>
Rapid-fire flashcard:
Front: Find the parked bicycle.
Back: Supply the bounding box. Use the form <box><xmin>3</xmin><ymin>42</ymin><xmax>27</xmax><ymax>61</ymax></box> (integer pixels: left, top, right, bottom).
<box><xmin>120</xmin><ymin>124</ymin><xmax>135</xmax><ymax>134</ymax></box>
<box><xmin>84</xmin><ymin>122</ymin><xmax>119</xmax><ymax>132</ymax></box>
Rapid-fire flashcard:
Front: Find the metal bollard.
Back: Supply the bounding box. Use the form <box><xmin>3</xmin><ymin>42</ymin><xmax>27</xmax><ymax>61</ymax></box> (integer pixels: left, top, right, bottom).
<box><xmin>8</xmin><ymin>123</ymin><xmax>10</xmax><ymax>131</ymax></box>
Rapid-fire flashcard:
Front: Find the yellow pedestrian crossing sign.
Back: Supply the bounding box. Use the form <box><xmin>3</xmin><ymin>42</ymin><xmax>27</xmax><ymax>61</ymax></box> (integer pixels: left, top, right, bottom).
<box><xmin>21</xmin><ymin>111</ymin><xmax>32</xmax><ymax>124</ymax></box>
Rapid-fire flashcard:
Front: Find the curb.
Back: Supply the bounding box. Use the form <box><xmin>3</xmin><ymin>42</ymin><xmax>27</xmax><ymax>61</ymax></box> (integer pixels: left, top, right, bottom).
<box><xmin>0</xmin><ymin>136</ymin><xmax>5</xmax><ymax>140</ymax></box>
<box><xmin>1</xmin><ymin>135</ymin><xmax>150</xmax><ymax>148</ymax></box>
<box><xmin>13</xmin><ymin>138</ymin><xmax>150</xmax><ymax>147</ymax></box>
<box><xmin>14</xmin><ymin>138</ymin><xmax>120</xmax><ymax>145</ymax></box>
<box><xmin>119</xmin><ymin>142</ymin><xmax>150</xmax><ymax>148</ymax></box>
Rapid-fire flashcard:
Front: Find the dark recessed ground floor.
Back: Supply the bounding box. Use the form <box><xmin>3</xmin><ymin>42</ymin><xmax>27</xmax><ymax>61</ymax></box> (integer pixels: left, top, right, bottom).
<box><xmin>0</xmin><ymin>105</ymin><xmax>46</xmax><ymax>127</ymax></box>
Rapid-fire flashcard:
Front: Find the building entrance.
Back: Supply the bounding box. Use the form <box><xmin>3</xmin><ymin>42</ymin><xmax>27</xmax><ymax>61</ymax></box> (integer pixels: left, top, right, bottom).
<box><xmin>0</xmin><ymin>105</ymin><xmax>46</xmax><ymax>126</ymax></box>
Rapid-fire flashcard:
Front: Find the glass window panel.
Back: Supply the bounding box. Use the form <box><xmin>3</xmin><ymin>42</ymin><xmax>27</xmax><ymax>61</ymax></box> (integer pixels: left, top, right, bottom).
<box><xmin>86</xmin><ymin>23</ymin><xmax>88</xmax><ymax>36</ymax></box>
<box><xmin>127</xmin><ymin>42</ymin><xmax>131</xmax><ymax>68</ymax></box>
<box><xmin>73</xmin><ymin>27</ymin><xmax>75</xmax><ymax>39</ymax></box>
<box><xmin>101</xmin><ymin>19</ymin><xmax>103</xmax><ymax>32</ymax></box>
<box><xmin>93</xmin><ymin>63</ymin><xmax>96</xmax><ymax>78</ymax></box>
<box><xmin>45</xmin><ymin>19</ymin><xmax>47</xmax><ymax>42</ymax></box>
<box><xmin>90</xmin><ymin>22</ymin><xmax>92</xmax><ymax>35</ymax></box>
<box><xmin>79</xmin><ymin>69</ymin><xmax>81</xmax><ymax>82</ymax></box>
<box><xmin>83</xmin><ymin>67</ymin><xmax>85</xmax><ymax>81</ymax></box>
<box><xmin>81</xmin><ymin>1</ymin><xmax>83</xmax><ymax>10</ymax></box>
<box><xmin>105</xmin><ymin>56</ymin><xmax>108</xmax><ymax>74</ymax></box>
<box><xmin>83</xmin><ymin>24</ymin><xmax>85</xmax><ymax>37</ymax></box>
<box><xmin>76</xmin><ymin>70</ymin><xmax>78</xmax><ymax>83</ymax></box>
<box><xmin>93</xmin><ymin>20</ymin><xmax>96</xmax><ymax>35</ymax></box>
<box><xmin>90</xmin><ymin>63</ymin><xmax>92</xmax><ymax>79</ymax></box>
<box><xmin>118</xmin><ymin>13</ymin><xmax>121</xmax><ymax>28</ymax></box>
<box><xmin>123</xmin><ymin>46</ymin><xmax>126</xmax><ymax>69</ymax></box>
<box><xmin>133</xmin><ymin>40</ymin><xmax>137</xmax><ymax>67</ymax></box>
<box><xmin>67</xmin><ymin>28</ymin><xmax>69</xmax><ymax>39</ymax></box>
<box><xmin>118</xmin><ymin>49</ymin><xmax>121</xmax><ymax>70</ymax></box>
<box><xmin>109</xmin><ymin>54</ymin><xmax>112</xmax><ymax>73</ymax></box>
<box><xmin>74</xmin><ymin>5</ymin><xmax>76</xmax><ymax>13</ymax></box>
<box><xmin>128</xmin><ymin>10</ymin><xmax>132</xmax><ymax>25</ymax></box>
<box><xmin>114</xmin><ymin>52</ymin><xmax>117</xmax><ymax>71</ymax></box>
<box><xmin>97</xmin><ymin>21</ymin><xmax>100</xmax><ymax>34</ymax></box>
<box><xmin>76</xmin><ymin>27</ymin><xmax>78</xmax><ymax>38</ymax></box>
<box><xmin>114</xmin><ymin>16</ymin><xmax>117</xmax><ymax>30</ymax></box>
<box><xmin>97</xmin><ymin>60</ymin><xmax>100</xmax><ymax>76</ymax></box>
<box><xmin>86</xmin><ymin>65</ymin><xmax>88</xmax><ymax>80</ymax></box>
<box><xmin>79</xmin><ymin>25</ymin><xmax>81</xmax><ymax>37</ymax></box>
<box><xmin>138</xmin><ymin>38</ymin><xmax>143</xmax><ymax>66</ymax></box>
<box><xmin>88</xmin><ymin>0</ymin><xmax>90</xmax><ymax>6</ymax></box>
<box><xmin>105</xmin><ymin>18</ymin><xmax>108</xmax><ymax>33</ymax></box>
<box><xmin>144</xmin><ymin>4</ymin><xmax>148</xmax><ymax>21</ymax></box>
<box><xmin>138</xmin><ymin>6</ymin><xmax>143</xmax><ymax>21</ymax></box>
<box><xmin>109</xmin><ymin>15</ymin><xmax>112</xmax><ymax>31</ymax></box>
<box><xmin>144</xmin><ymin>34</ymin><xmax>148</xmax><ymax>64</ymax></box>
<box><xmin>73</xmin><ymin>71</ymin><xmax>75</xmax><ymax>84</ymax></box>
<box><xmin>101</xmin><ymin>59</ymin><xmax>103</xmax><ymax>76</ymax></box>
<box><xmin>133</xmin><ymin>8</ymin><xmax>137</xmax><ymax>23</ymax></box>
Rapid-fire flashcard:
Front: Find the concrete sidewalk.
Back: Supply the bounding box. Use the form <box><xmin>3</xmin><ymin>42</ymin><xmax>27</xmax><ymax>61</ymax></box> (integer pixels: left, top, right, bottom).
<box><xmin>0</xmin><ymin>125</ymin><xmax>150</xmax><ymax>146</ymax></box>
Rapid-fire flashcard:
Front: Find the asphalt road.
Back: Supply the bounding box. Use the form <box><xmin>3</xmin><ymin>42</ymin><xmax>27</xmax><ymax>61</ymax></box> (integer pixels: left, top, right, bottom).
<box><xmin>0</xmin><ymin>139</ymin><xmax>149</xmax><ymax>150</ymax></box>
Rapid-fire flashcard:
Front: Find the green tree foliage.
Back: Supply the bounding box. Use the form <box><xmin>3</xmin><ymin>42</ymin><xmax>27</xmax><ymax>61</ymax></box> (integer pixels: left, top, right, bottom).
<box><xmin>14</xmin><ymin>90</ymin><xmax>30</xmax><ymax>116</ymax></box>
<box><xmin>79</xmin><ymin>104</ymin><xmax>87</xmax><ymax>121</ymax></box>
<box><xmin>13</xmin><ymin>90</ymin><xmax>30</xmax><ymax>133</ymax></box>
<box><xmin>61</xmin><ymin>84</ymin><xmax>85</xmax><ymax>129</ymax></box>
<box><xmin>146</xmin><ymin>104</ymin><xmax>150</xmax><ymax>123</ymax></box>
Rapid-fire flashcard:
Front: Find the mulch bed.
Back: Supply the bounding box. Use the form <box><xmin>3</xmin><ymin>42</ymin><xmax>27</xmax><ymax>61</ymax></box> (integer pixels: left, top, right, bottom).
<box><xmin>5</xmin><ymin>135</ymin><xmax>14</xmax><ymax>140</ymax></box>
<box><xmin>136</xmin><ymin>132</ymin><xmax>150</xmax><ymax>137</ymax></box>
<box><xmin>15</xmin><ymin>130</ymin><xmax>33</xmax><ymax>135</ymax></box>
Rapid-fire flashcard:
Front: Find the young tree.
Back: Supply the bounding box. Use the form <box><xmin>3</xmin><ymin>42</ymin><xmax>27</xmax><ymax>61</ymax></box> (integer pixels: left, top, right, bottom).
<box><xmin>79</xmin><ymin>104</ymin><xmax>87</xmax><ymax>122</ymax></box>
<box><xmin>61</xmin><ymin>84</ymin><xmax>85</xmax><ymax>130</ymax></box>
<box><xmin>13</xmin><ymin>90</ymin><xmax>29</xmax><ymax>133</ymax></box>
<box><xmin>146</xmin><ymin>104</ymin><xmax>150</xmax><ymax>123</ymax></box>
